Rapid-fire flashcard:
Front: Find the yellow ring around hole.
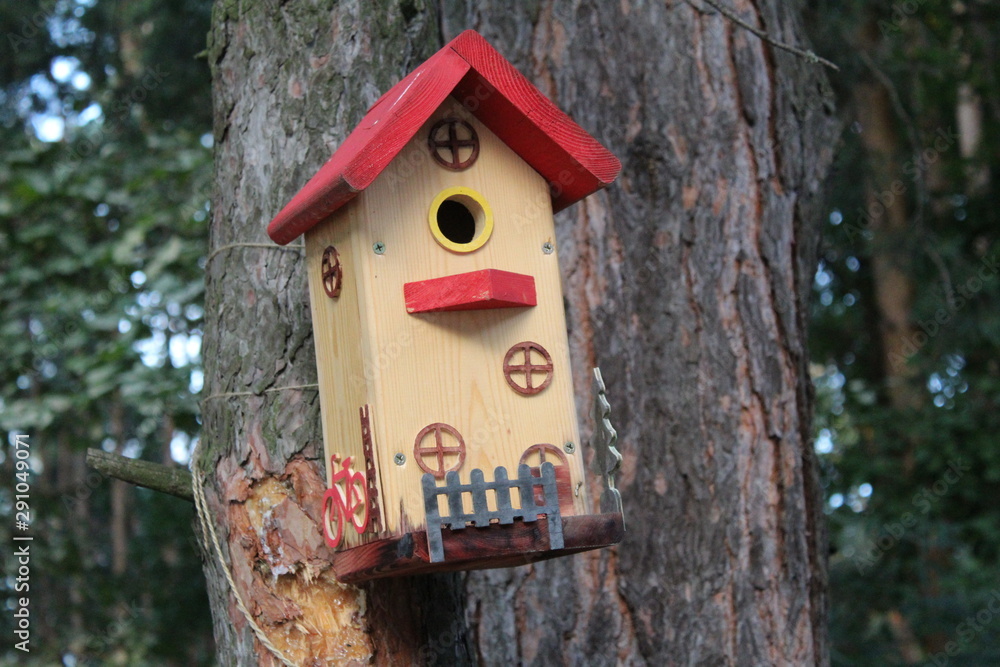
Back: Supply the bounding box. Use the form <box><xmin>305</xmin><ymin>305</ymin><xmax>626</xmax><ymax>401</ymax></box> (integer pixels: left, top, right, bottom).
<box><xmin>428</xmin><ymin>186</ymin><xmax>494</xmax><ymax>253</ymax></box>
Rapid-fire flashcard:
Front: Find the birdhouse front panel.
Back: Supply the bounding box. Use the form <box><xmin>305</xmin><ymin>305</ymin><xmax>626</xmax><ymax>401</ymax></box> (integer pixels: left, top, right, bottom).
<box><xmin>345</xmin><ymin>99</ymin><xmax>589</xmax><ymax>535</ymax></box>
<box><xmin>269</xmin><ymin>30</ymin><xmax>625</xmax><ymax>582</ymax></box>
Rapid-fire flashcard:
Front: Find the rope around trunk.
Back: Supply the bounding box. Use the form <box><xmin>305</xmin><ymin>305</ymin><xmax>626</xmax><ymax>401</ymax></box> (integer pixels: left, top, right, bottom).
<box><xmin>191</xmin><ymin>445</ymin><xmax>299</xmax><ymax>667</ymax></box>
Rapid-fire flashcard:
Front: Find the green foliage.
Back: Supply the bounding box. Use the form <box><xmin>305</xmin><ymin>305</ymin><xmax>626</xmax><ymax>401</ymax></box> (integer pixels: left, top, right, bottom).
<box><xmin>0</xmin><ymin>0</ymin><xmax>214</xmax><ymax>664</ymax></box>
<box><xmin>2</xmin><ymin>1</ymin><xmax>997</xmax><ymax>663</ymax></box>
<box><xmin>808</xmin><ymin>1</ymin><xmax>1000</xmax><ymax>664</ymax></box>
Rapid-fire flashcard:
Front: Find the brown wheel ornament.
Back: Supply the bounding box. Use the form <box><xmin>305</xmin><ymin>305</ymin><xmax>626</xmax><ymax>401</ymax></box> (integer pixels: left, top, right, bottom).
<box><xmin>413</xmin><ymin>422</ymin><xmax>466</xmax><ymax>478</ymax></box>
<box><xmin>519</xmin><ymin>443</ymin><xmax>569</xmax><ymax>469</ymax></box>
<box><xmin>503</xmin><ymin>341</ymin><xmax>554</xmax><ymax>395</ymax></box>
<box><xmin>320</xmin><ymin>245</ymin><xmax>342</xmax><ymax>298</ymax></box>
<box><xmin>428</xmin><ymin>117</ymin><xmax>480</xmax><ymax>170</ymax></box>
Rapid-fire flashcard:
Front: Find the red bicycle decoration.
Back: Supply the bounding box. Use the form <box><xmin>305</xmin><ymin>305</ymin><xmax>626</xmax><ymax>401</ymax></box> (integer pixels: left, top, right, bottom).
<box><xmin>322</xmin><ymin>454</ymin><xmax>369</xmax><ymax>548</ymax></box>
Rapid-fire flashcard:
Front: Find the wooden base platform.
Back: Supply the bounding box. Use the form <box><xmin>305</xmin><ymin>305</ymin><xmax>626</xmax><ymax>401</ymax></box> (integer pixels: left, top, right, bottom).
<box><xmin>333</xmin><ymin>512</ymin><xmax>624</xmax><ymax>583</ymax></box>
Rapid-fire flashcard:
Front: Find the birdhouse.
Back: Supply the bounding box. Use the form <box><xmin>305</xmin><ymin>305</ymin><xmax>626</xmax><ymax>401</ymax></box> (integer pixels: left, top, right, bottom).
<box><xmin>267</xmin><ymin>30</ymin><xmax>624</xmax><ymax>582</ymax></box>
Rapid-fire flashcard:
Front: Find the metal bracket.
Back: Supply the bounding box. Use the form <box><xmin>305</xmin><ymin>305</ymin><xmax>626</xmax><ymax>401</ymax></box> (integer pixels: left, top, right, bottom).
<box><xmin>591</xmin><ymin>367</ymin><xmax>624</xmax><ymax>527</ymax></box>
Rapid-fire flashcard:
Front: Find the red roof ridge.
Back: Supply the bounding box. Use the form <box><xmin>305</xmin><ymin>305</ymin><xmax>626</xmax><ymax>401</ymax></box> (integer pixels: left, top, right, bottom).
<box><xmin>267</xmin><ymin>30</ymin><xmax>621</xmax><ymax>245</ymax></box>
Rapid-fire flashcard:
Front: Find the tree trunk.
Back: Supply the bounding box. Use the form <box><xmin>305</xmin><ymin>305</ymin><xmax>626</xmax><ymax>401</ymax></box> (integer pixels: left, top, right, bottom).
<box><xmin>443</xmin><ymin>1</ymin><xmax>837</xmax><ymax>664</ymax></box>
<box><xmin>855</xmin><ymin>77</ymin><xmax>922</xmax><ymax>414</ymax></box>
<box><xmin>203</xmin><ymin>1</ymin><xmax>836</xmax><ymax>665</ymax></box>
<box><xmin>202</xmin><ymin>3</ymin><xmax>472</xmax><ymax>665</ymax></box>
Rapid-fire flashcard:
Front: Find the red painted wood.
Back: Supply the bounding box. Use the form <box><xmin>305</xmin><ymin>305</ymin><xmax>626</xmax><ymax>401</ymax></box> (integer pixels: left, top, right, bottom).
<box><xmin>332</xmin><ymin>512</ymin><xmax>625</xmax><ymax>583</ymax></box>
<box><xmin>267</xmin><ymin>47</ymin><xmax>472</xmax><ymax>245</ymax></box>
<box><xmin>267</xmin><ymin>30</ymin><xmax>621</xmax><ymax>245</ymax></box>
<box><xmin>403</xmin><ymin>268</ymin><xmax>536</xmax><ymax>313</ymax></box>
<box><xmin>527</xmin><ymin>464</ymin><xmax>575</xmax><ymax>516</ymax></box>
<box><xmin>448</xmin><ymin>30</ymin><xmax>621</xmax><ymax>213</ymax></box>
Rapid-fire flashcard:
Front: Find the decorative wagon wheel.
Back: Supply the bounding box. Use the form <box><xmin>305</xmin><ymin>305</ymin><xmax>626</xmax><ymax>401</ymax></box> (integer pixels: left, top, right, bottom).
<box><xmin>503</xmin><ymin>342</ymin><xmax>554</xmax><ymax>395</ymax></box>
<box><xmin>320</xmin><ymin>245</ymin><xmax>342</xmax><ymax>298</ymax></box>
<box><xmin>427</xmin><ymin>117</ymin><xmax>480</xmax><ymax>170</ymax></box>
<box><xmin>518</xmin><ymin>443</ymin><xmax>569</xmax><ymax>470</ymax></box>
<box><xmin>413</xmin><ymin>422</ymin><xmax>466</xmax><ymax>478</ymax></box>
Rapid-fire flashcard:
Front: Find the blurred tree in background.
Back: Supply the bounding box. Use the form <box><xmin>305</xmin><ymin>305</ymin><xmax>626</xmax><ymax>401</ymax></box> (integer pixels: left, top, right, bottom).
<box><xmin>807</xmin><ymin>1</ymin><xmax>1000</xmax><ymax>664</ymax></box>
<box><xmin>0</xmin><ymin>0</ymin><xmax>214</xmax><ymax>664</ymax></box>
<box><xmin>1</xmin><ymin>0</ymin><xmax>998</xmax><ymax>665</ymax></box>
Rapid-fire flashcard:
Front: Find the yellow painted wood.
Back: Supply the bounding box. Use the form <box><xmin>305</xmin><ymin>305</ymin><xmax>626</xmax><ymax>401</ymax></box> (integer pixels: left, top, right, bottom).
<box><xmin>338</xmin><ymin>97</ymin><xmax>591</xmax><ymax>533</ymax></box>
<box><xmin>304</xmin><ymin>218</ymin><xmax>386</xmax><ymax>549</ymax></box>
<box><xmin>427</xmin><ymin>186</ymin><xmax>494</xmax><ymax>253</ymax></box>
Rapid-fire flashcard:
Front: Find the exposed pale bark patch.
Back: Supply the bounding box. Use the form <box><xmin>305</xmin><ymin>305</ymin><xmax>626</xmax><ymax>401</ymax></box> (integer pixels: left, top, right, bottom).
<box><xmin>206</xmin><ymin>3</ymin><xmax>475</xmax><ymax>663</ymax></box>
<box><xmin>218</xmin><ymin>474</ymin><xmax>372</xmax><ymax>665</ymax></box>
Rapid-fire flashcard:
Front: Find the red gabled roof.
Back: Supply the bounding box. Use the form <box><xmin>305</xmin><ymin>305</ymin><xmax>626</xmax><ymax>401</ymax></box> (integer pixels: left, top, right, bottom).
<box><xmin>267</xmin><ymin>30</ymin><xmax>621</xmax><ymax>245</ymax></box>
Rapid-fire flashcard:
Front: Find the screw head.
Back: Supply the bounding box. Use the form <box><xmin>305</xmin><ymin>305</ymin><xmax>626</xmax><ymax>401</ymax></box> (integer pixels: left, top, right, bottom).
<box><xmin>373</xmin><ymin>242</ymin><xmax>386</xmax><ymax>255</ymax></box>
<box><xmin>563</xmin><ymin>442</ymin><xmax>576</xmax><ymax>454</ymax></box>
<box><xmin>394</xmin><ymin>452</ymin><xmax>406</xmax><ymax>465</ymax></box>
<box><xmin>542</xmin><ymin>242</ymin><xmax>554</xmax><ymax>255</ymax></box>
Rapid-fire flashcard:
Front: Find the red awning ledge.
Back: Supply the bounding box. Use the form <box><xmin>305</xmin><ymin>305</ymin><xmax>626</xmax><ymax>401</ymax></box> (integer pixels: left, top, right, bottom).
<box><xmin>404</xmin><ymin>269</ymin><xmax>536</xmax><ymax>313</ymax></box>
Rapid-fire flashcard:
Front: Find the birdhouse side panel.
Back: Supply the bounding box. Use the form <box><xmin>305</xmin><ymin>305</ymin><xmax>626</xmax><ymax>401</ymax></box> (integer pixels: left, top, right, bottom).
<box><xmin>349</xmin><ymin>98</ymin><xmax>590</xmax><ymax>535</ymax></box>
<box><xmin>304</xmin><ymin>216</ymin><xmax>386</xmax><ymax>550</ymax></box>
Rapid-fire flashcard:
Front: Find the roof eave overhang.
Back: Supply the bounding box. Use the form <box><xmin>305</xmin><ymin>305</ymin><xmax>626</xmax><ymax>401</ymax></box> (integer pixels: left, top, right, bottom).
<box><xmin>267</xmin><ymin>30</ymin><xmax>620</xmax><ymax>246</ymax></box>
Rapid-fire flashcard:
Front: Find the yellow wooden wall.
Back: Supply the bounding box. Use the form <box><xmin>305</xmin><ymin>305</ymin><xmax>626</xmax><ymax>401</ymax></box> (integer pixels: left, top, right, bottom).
<box><xmin>306</xmin><ymin>96</ymin><xmax>590</xmax><ymax>545</ymax></box>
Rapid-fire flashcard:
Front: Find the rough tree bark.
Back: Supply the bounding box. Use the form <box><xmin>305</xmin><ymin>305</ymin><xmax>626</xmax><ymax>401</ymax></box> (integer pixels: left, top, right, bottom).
<box><xmin>202</xmin><ymin>3</ymin><xmax>471</xmax><ymax>665</ymax></box>
<box><xmin>445</xmin><ymin>2</ymin><xmax>838</xmax><ymax>664</ymax></box>
<box><xmin>202</xmin><ymin>1</ymin><xmax>837</xmax><ymax>665</ymax></box>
